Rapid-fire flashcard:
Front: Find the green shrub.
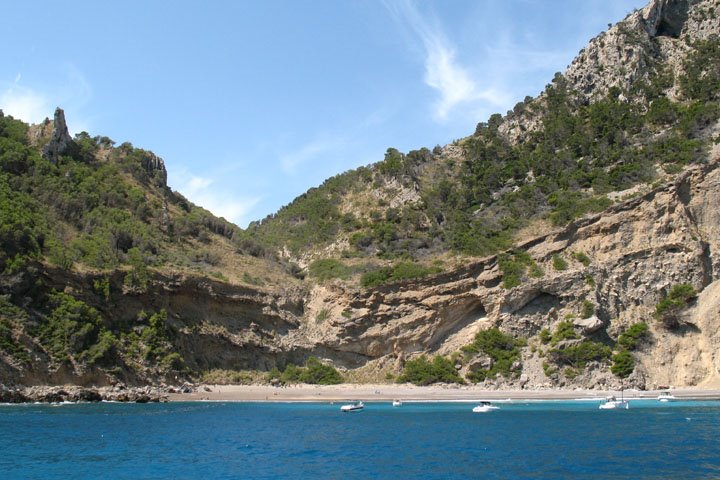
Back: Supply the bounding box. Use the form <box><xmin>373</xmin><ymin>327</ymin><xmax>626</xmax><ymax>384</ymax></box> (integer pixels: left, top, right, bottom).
<box><xmin>82</xmin><ymin>330</ymin><xmax>117</xmax><ymax>365</ymax></box>
<box><xmin>93</xmin><ymin>277</ymin><xmax>111</xmax><ymax>301</ymax></box>
<box><xmin>463</xmin><ymin>328</ymin><xmax>523</xmax><ymax>382</ymax></box>
<box><xmin>548</xmin><ymin>341</ymin><xmax>611</xmax><ymax>369</ymax></box>
<box><xmin>542</xmin><ymin>361</ymin><xmax>557</xmax><ymax>377</ymax></box>
<box><xmin>280</xmin><ymin>363</ymin><xmax>302</xmax><ymax>383</ymax></box>
<box><xmin>300</xmin><ymin>357</ymin><xmax>344</xmax><ymax>384</ymax></box>
<box><xmin>266</xmin><ymin>367</ymin><xmax>282</xmax><ymax>382</ymax></box>
<box><xmin>360</xmin><ymin>268</ymin><xmax>391</xmax><ymax>288</ymax></box>
<box><xmin>539</xmin><ymin>328</ymin><xmax>552</xmax><ymax>345</ymax></box>
<box><xmin>610</xmin><ymin>350</ymin><xmax>635</xmax><ymax>378</ymax></box>
<box><xmin>124</xmin><ymin>247</ymin><xmax>150</xmax><ymax>292</ymax></box>
<box><xmin>202</xmin><ymin>369</ymin><xmax>259</xmax><ymax>385</ymax></box>
<box><xmin>360</xmin><ymin>262</ymin><xmax>441</xmax><ymax>288</ymax></box>
<box><xmin>680</xmin><ymin>36</ymin><xmax>720</xmax><ymax>102</ymax></box>
<box><xmin>550</xmin><ymin>320</ymin><xmax>577</xmax><ymax>345</ymax></box>
<box><xmin>617</xmin><ymin>322</ymin><xmax>649</xmax><ymax>350</ymax></box>
<box><xmin>552</xmin><ymin>254</ymin><xmax>568</xmax><ymax>271</ymax></box>
<box><xmin>38</xmin><ymin>292</ymin><xmax>112</xmax><ymax>365</ymax></box>
<box><xmin>580</xmin><ymin>300</ymin><xmax>595</xmax><ymax>319</ymax></box>
<box><xmin>138</xmin><ymin>309</ymin><xmax>177</xmax><ymax>366</ymax></box>
<box><xmin>308</xmin><ymin>258</ymin><xmax>350</xmax><ymax>282</ymax></box>
<box><xmin>0</xmin><ymin>296</ymin><xmax>30</xmax><ymax>363</ymax></box>
<box><xmin>398</xmin><ymin>355</ymin><xmax>464</xmax><ymax>385</ymax></box>
<box><xmin>278</xmin><ymin>358</ymin><xmax>343</xmax><ymax>385</ymax></box>
<box><xmin>655</xmin><ymin>283</ymin><xmax>697</xmax><ymax>327</ymax></box>
<box><xmin>498</xmin><ymin>250</ymin><xmax>541</xmax><ymax>289</ymax></box>
<box><xmin>573</xmin><ymin>251</ymin><xmax>591</xmax><ymax>266</ymax></box>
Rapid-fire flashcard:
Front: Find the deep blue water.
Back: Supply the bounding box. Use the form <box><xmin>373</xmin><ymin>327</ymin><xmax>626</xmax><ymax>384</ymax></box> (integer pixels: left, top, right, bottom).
<box><xmin>1</xmin><ymin>400</ymin><xmax>719</xmax><ymax>479</ymax></box>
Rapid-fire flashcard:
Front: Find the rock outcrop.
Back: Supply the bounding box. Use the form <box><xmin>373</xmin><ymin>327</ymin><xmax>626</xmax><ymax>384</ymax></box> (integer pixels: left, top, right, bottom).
<box><xmin>500</xmin><ymin>0</ymin><xmax>717</xmax><ymax>144</ymax></box>
<box><xmin>140</xmin><ymin>150</ymin><xmax>168</xmax><ymax>187</ymax></box>
<box><xmin>41</xmin><ymin>107</ymin><xmax>75</xmax><ymax>164</ymax></box>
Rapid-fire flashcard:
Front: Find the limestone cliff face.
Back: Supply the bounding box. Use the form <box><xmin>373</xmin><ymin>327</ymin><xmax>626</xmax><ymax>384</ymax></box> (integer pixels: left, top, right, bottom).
<box><xmin>295</xmin><ymin>150</ymin><xmax>720</xmax><ymax>389</ymax></box>
<box><xmin>500</xmin><ymin>0</ymin><xmax>718</xmax><ymax>144</ymax></box>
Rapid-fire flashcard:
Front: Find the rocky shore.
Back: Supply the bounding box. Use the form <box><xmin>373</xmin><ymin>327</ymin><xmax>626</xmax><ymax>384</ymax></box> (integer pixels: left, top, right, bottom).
<box><xmin>0</xmin><ymin>384</ymin><xmax>197</xmax><ymax>404</ymax></box>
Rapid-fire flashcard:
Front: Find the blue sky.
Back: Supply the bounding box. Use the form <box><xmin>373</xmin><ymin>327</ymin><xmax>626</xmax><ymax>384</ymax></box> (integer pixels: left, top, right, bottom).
<box><xmin>1</xmin><ymin>0</ymin><xmax>644</xmax><ymax>227</ymax></box>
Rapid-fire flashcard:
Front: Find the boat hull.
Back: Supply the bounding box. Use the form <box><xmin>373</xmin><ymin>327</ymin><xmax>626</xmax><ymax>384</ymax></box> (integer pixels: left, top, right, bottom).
<box><xmin>472</xmin><ymin>406</ymin><xmax>499</xmax><ymax>413</ymax></box>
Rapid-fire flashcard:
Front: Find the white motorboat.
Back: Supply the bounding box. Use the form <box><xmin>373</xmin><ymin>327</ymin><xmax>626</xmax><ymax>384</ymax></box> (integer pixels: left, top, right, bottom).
<box><xmin>392</xmin><ymin>399</ymin><xmax>402</xmax><ymax>407</ymax></box>
<box><xmin>598</xmin><ymin>396</ymin><xmax>629</xmax><ymax>409</ymax></box>
<box><xmin>472</xmin><ymin>401</ymin><xmax>500</xmax><ymax>413</ymax></box>
<box><xmin>657</xmin><ymin>391</ymin><xmax>675</xmax><ymax>402</ymax></box>
<box><xmin>340</xmin><ymin>401</ymin><xmax>364</xmax><ymax>412</ymax></box>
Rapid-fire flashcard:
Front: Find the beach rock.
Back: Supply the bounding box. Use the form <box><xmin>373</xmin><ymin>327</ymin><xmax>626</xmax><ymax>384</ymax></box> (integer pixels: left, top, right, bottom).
<box><xmin>70</xmin><ymin>389</ymin><xmax>102</xmax><ymax>402</ymax></box>
<box><xmin>0</xmin><ymin>387</ymin><xmax>28</xmax><ymax>403</ymax></box>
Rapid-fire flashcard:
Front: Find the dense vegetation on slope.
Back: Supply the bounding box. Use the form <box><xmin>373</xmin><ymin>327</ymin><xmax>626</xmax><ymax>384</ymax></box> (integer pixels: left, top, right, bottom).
<box><xmin>0</xmin><ymin>112</ymin><xmax>297</xmax><ymax>382</ymax></box>
<box><xmin>243</xmin><ymin>34</ymin><xmax>720</xmax><ymax>282</ymax></box>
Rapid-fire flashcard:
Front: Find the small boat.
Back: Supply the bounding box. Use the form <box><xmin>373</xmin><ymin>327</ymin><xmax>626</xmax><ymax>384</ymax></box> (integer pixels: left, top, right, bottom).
<box><xmin>657</xmin><ymin>391</ymin><xmax>675</xmax><ymax>402</ymax></box>
<box><xmin>472</xmin><ymin>401</ymin><xmax>499</xmax><ymax>413</ymax></box>
<box><xmin>340</xmin><ymin>401</ymin><xmax>364</xmax><ymax>412</ymax></box>
<box><xmin>598</xmin><ymin>396</ymin><xmax>629</xmax><ymax>409</ymax></box>
<box><xmin>392</xmin><ymin>399</ymin><xmax>402</xmax><ymax>407</ymax></box>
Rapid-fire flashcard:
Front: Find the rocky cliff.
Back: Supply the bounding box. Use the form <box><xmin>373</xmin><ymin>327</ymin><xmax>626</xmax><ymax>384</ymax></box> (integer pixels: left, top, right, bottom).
<box><xmin>296</xmin><ymin>147</ymin><xmax>720</xmax><ymax>389</ymax></box>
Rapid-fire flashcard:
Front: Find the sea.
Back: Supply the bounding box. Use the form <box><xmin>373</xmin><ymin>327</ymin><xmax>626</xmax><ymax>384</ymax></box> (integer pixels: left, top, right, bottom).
<box><xmin>1</xmin><ymin>399</ymin><xmax>718</xmax><ymax>479</ymax></box>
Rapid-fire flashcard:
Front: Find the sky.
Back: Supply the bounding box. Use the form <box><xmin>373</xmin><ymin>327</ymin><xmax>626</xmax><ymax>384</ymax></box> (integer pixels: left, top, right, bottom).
<box><xmin>1</xmin><ymin>0</ymin><xmax>645</xmax><ymax>227</ymax></box>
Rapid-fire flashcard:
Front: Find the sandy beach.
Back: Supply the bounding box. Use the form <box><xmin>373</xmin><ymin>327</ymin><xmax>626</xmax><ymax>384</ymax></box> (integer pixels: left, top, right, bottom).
<box><xmin>168</xmin><ymin>384</ymin><xmax>720</xmax><ymax>402</ymax></box>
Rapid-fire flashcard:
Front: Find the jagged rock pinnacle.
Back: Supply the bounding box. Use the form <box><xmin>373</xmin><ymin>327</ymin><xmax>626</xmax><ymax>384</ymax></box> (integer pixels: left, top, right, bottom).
<box><xmin>42</xmin><ymin>107</ymin><xmax>75</xmax><ymax>164</ymax></box>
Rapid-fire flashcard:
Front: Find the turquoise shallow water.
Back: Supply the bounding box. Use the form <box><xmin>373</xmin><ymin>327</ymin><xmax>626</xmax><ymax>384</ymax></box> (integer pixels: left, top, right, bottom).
<box><xmin>1</xmin><ymin>400</ymin><xmax>719</xmax><ymax>479</ymax></box>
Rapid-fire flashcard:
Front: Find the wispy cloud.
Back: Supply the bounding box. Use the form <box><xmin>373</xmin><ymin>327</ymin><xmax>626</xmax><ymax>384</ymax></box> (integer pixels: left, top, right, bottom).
<box><xmin>279</xmin><ymin>136</ymin><xmax>347</xmax><ymax>174</ymax></box>
<box><xmin>384</xmin><ymin>0</ymin><xmax>506</xmax><ymax>121</ymax></box>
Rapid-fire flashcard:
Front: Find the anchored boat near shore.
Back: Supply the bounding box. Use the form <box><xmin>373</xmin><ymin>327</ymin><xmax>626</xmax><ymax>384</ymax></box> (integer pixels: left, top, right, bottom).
<box><xmin>657</xmin><ymin>391</ymin><xmax>676</xmax><ymax>402</ymax></box>
<box><xmin>599</xmin><ymin>396</ymin><xmax>629</xmax><ymax>409</ymax></box>
<box><xmin>472</xmin><ymin>401</ymin><xmax>500</xmax><ymax>413</ymax></box>
<box><xmin>340</xmin><ymin>401</ymin><xmax>364</xmax><ymax>412</ymax></box>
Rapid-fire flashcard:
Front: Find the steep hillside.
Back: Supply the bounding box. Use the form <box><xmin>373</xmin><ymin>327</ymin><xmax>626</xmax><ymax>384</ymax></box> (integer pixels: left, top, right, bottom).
<box><xmin>0</xmin><ymin>108</ymin><xmax>302</xmax><ymax>386</ymax></box>
<box><xmin>243</xmin><ymin>0</ymin><xmax>719</xmax><ymax>287</ymax></box>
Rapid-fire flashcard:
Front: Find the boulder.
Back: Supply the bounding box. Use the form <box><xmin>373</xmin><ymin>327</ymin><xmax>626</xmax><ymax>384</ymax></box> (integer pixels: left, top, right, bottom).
<box><xmin>574</xmin><ymin>315</ymin><xmax>604</xmax><ymax>334</ymax></box>
<box><xmin>467</xmin><ymin>354</ymin><xmax>493</xmax><ymax>371</ymax></box>
<box><xmin>71</xmin><ymin>389</ymin><xmax>102</xmax><ymax>403</ymax></box>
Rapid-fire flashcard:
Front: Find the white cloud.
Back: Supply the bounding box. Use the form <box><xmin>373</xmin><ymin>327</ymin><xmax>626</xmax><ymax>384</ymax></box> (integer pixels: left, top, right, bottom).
<box><xmin>186</xmin><ymin>176</ymin><xmax>214</xmax><ymax>193</ymax></box>
<box><xmin>1</xmin><ymin>84</ymin><xmax>51</xmax><ymax>124</ymax></box>
<box><xmin>384</xmin><ymin>0</ymin><xmax>506</xmax><ymax>121</ymax></box>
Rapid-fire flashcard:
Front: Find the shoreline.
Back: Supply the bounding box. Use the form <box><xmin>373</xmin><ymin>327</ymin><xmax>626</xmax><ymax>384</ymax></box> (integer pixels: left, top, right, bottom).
<box><xmin>167</xmin><ymin>384</ymin><xmax>720</xmax><ymax>403</ymax></box>
<box><xmin>3</xmin><ymin>383</ymin><xmax>720</xmax><ymax>404</ymax></box>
